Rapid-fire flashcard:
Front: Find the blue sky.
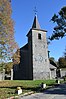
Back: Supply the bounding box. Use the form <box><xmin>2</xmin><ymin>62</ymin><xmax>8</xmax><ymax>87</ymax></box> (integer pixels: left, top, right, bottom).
<box><xmin>11</xmin><ymin>0</ymin><xmax>66</xmax><ymax>61</ymax></box>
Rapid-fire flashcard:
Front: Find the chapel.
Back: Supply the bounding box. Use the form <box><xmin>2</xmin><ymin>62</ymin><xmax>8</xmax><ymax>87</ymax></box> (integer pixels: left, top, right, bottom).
<box><xmin>13</xmin><ymin>15</ymin><xmax>56</xmax><ymax>80</ymax></box>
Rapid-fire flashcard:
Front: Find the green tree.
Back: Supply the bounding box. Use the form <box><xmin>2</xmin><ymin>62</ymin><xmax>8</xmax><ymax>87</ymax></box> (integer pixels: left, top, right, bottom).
<box><xmin>58</xmin><ymin>57</ymin><xmax>66</xmax><ymax>68</ymax></box>
<box><xmin>49</xmin><ymin>57</ymin><xmax>58</xmax><ymax>67</ymax></box>
<box><xmin>0</xmin><ymin>0</ymin><xmax>18</xmax><ymax>65</ymax></box>
<box><xmin>49</xmin><ymin>57</ymin><xmax>55</xmax><ymax>61</ymax></box>
<box><xmin>49</xmin><ymin>6</ymin><xmax>66</xmax><ymax>41</ymax></box>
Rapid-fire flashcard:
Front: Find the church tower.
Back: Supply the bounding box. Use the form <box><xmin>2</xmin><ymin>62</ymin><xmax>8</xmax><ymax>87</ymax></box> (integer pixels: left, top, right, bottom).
<box><xmin>27</xmin><ymin>15</ymin><xmax>50</xmax><ymax>79</ymax></box>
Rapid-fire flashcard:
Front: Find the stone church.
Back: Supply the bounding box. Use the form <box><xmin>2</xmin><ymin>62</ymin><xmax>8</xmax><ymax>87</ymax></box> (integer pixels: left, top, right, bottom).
<box><xmin>13</xmin><ymin>15</ymin><xmax>56</xmax><ymax>80</ymax></box>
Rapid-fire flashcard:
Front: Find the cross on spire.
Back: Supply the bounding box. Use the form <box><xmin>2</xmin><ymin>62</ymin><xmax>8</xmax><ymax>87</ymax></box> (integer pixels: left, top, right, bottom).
<box><xmin>34</xmin><ymin>7</ymin><xmax>37</xmax><ymax>15</ymax></box>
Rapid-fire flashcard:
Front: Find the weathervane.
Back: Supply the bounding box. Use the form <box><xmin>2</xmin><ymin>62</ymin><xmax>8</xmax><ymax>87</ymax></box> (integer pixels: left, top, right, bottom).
<box><xmin>34</xmin><ymin>6</ymin><xmax>37</xmax><ymax>15</ymax></box>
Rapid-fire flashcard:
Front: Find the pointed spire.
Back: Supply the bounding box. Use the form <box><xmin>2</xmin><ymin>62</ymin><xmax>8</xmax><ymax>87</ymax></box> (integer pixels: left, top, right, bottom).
<box><xmin>32</xmin><ymin>15</ymin><xmax>40</xmax><ymax>29</ymax></box>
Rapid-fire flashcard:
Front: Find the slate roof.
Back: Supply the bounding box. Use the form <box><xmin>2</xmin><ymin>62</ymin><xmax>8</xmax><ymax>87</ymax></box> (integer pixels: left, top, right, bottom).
<box><xmin>32</xmin><ymin>15</ymin><xmax>40</xmax><ymax>29</ymax></box>
<box><xmin>20</xmin><ymin>44</ymin><xmax>28</xmax><ymax>50</ymax></box>
<box><xmin>49</xmin><ymin>64</ymin><xmax>56</xmax><ymax>69</ymax></box>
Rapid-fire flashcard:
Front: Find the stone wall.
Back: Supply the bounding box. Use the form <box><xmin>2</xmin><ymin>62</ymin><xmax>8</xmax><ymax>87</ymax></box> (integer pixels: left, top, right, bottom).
<box><xmin>0</xmin><ymin>72</ymin><xmax>3</xmax><ymax>80</ymax></box>
<box><xmin>60</xmin><ymin>69</ymin><xmax>66</xmax><ymax>77</ymax></box>
<box><xmin>33</xmin><ymin>71</ymin><xmax>50</xmax><ymax>80</ymax></box>
<box><xmin>0</xmin><ymin>69</ymin><xmax>13</xmax><ymax>80</ymax></box>
<box><xmin>32</xmin><ymin>29</ymin><xmax>50</xmax><ymax>79</ymax></box>
<box><xmin>50</xmin><ymin>69</ymin><xmax>56</xmax><ymax>79</ymax></box>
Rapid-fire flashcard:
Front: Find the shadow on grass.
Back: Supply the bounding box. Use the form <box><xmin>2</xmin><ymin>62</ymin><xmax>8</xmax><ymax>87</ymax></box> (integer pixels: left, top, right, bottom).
<box><xmin>0</xmin><ymin>86</ymin><xmax>42</xmax><ymax>93</ymax></box>
<box><xmin>0</xmin><ymin>83</ymin><xmax>57</xmax><ymax>94</ymax></box>
<box><xmin>43</xmin><ymin>83</ymin><xmax>66</xmax><ymax>95</ymax></box>
<box><xmin>1</xmin><ymin>83</ymin><xmax>66</xmax><ymax>96</ymax></box>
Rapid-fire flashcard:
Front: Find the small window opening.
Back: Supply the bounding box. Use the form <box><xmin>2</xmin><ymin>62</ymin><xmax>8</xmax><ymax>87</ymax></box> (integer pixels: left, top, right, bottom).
<box><xmin>38</xmin><ymin>33</ymin><xmax>41</xmax><ymax>40</ymax></box>
<box><xmin>45</xmin><ymin>59</ymin><xmax>47</xmax><ymax>62</ymax></box>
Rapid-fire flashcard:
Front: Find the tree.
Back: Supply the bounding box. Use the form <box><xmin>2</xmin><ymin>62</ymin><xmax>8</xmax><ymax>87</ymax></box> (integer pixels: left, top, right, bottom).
<box><xmin>49</xmin><ymin>57</ymin><xmax>55</xmax><ymax>61</ymax></box>
<box><xmin>49</xmin><ymin>57</ymin><xmax>58</xmax><ymax>67</ymax></box>
<box><xmin>13</xmin><ymin>49</ymin><xmax>20</xmax><ymax>65</ymax></box>
<box><xmin>4</xmin><ymin>62</ymin><xmax>13</xmax><ymax>74</ymax></box>
<box><xmin>0</xmin><ymin>0</ymin><xmax>19</xmax><ymax>67</ymax></box>
<box><xmin>58</xmin><ymin>57</ymin><xmax>66</xmax><ymax>68</ymax></box>
<box><xmin>49</xmin><ymin>6</ymin><xmax>66</xmax><ymax>41</ymax></box>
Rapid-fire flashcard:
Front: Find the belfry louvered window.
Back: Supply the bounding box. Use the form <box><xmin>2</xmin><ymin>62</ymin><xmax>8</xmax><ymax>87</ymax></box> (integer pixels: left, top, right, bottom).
<box><xmin>38</xmin><ymin>33</ymin><xmax>41</xmax><ymax>40</ymax></box>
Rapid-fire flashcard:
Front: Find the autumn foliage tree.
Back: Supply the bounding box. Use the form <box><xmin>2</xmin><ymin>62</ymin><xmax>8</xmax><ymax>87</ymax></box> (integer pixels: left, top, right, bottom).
<box><xmin>0</xmin><ymin>0</ymin><xmax>19</xmax><ymax>67</ymax></box>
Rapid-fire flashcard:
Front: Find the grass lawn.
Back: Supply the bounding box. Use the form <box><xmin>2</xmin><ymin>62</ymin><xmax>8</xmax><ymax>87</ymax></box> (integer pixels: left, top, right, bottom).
<box><xmin>0</xmin><ymin>79</ymin><xmax>56</xmax><ymax>98</ymax></box>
